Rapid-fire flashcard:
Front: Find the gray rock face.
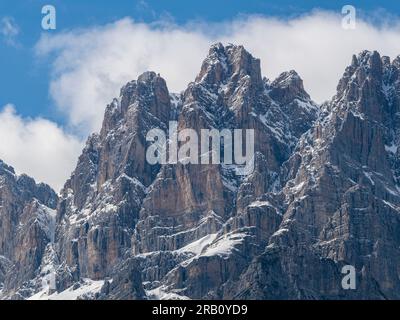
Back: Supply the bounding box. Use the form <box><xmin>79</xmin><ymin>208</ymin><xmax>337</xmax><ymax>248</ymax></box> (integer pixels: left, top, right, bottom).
<box><xmin>97</xmin><ymin>258</ymin><xmax>145</xmax><ymax>300</ymax></box>
<box><xmin>0</xmin><ymin>161</ymin><xmax>57</xmax><ymax>299</ymax></box>
<box><xmin>1</xmin><ymin>44</ymin><xmax>400</xmax><ymax>300</ymax></box>
<box><xmin>235</xmin><ymin>50</ymin><xmax>400</xmax><ymax>299</ymax></box>
<box><xmin>131</xmin><ymin>44</ymin><xmax>318</xmax><ymax>299</ymax></box>
<box><xmin>55</xmin><ymin>71</ymin><xmax>169</xmax><ymax>285</ymax></box>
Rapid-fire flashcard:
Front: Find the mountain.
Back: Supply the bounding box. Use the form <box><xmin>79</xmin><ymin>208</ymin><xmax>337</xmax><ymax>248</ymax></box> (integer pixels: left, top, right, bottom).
<box><xmin>0</xmin><ymin>160</ymin><xmax>57</xmax><ymax>299</ymax></box>
<box><xmin>235</xmin><ymin>51</ymin><xmax>400</xmax><ymax>299</ymax></box>
<box><xmin>1</xmin><ymin>44</ymin><xmax>399</xmax><ymax>300</ymax></box>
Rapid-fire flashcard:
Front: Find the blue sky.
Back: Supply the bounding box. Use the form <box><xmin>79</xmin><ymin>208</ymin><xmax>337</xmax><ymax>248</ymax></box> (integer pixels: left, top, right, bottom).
<box><xmin>1</xmin><ymin>0</ymin><xmax>399</xmax><ymax>122</ymax></box>
<box><xmin>1</xmin><ymin>0</ymin><xmax>400</xmax><ymax>190</ymax></box>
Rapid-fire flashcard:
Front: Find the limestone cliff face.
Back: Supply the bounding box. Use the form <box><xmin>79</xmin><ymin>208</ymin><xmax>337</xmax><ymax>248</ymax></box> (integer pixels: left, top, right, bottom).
<box><xmin>131</xmin><ymin>44</ymin><xmax>318</xmax><ymax>299</ymax></box>
<box><xmin>1</xmin><ymin>44</ymin><xmax>400</xmax><ymax>300</ymax></box>
<box><xmin>0</xmin><ymin>161</ymin><xmax>57</xmax><ymax>299</ymax></box>
<box><xmin>236</xmin><ymin>50</ymin><xmax>400</xmax><ymax>299</ymax></box>
<box><xmin>54</xmin><ymin>71</ymin><xmax>170</xmax><ymax>285</ymax></box>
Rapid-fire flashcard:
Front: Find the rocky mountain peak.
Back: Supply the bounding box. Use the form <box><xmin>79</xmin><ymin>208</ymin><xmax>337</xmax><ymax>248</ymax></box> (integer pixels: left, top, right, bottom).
<box><xmin>0</xmin><ymin>159</ymin><xmax>57</xmax><ymax>210</ymax></box>
<box><xmin>335</xmin><ymin>50</ymin><xmax>384</xmax><ymax>103</ymax></box>
<box><xmin>101</xmin><ymin>71</ymin><xmax>171</xmax><ymax>138</ymax></box>
<box><xmin>269</xmin><ymin>70</ymin><xmax>310</xmax><ymax>104</ymax></box>
<box><xmin>0</xmin><ymin>159</ymin><xmax>16</xmax><ymax>176</ymax></box>
<box><xmin>137</xmin><ymin>70</ymin><xmax>159</xmax><ymax>83</ymax></box>
<box><xmin>0</xmin><ymin>159</ymin><xmax>58</xmax><ymax>299</ymax></box>
<box><xmin>328</xmin><ymin>49</ymin><xmax>400</xmax><ymax>126</ymax></box>
<box><xmin>392</xmin><ymin>55</ymin><xmax>400</xmax><ymax>69</ymax></box>
<box><xmin>119</xmin><ymin>71</ymin><xmax>170</xmax><ymax>123</ymax></box>
<box><xmin>195</xmin><ymin>42</ymin><xmax>262</xmax><ymax>89</ymax></box>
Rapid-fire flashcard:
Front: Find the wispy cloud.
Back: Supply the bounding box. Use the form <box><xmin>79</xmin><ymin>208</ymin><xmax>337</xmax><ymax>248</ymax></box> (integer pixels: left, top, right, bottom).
<box><xmin>1</xmin><ymin>16</ymin><xmax>20</xmax><ymax>47</ymax></box>
<box><xmin>0</xmin><ymin>105</ymin><xmax>82</xmax><ymax>191</ymax></box>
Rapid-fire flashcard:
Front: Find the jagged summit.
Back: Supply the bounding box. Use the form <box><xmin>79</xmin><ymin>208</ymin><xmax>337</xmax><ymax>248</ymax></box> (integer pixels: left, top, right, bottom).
<box><xmin>116</xmin><ymin>71</ymin><xmax>170</xmax><ymax>123</ymax></box>
<box><xmin>0</xmin><ymin>159</ymin><xmax>57</xmax><ymax>208</ymax></box>
<box><xmin>331</xmin><ymin>49</ymin><xmax>400</xmax><ymax>125</ymax></box>
<box><xmin>336</xmin><ymin>50</ymin><xmax>388</xmax><ymax>101</ymax></box>
<box><xmin>0</xmin><ymin>159</ymin><xmax>16</xmax><ymax>175</ymax></box>
<box><xmin>269</xmin><ymin>70</ymin><xmax>310</xmax><ymax>105</ymax></box>
<box><xmin>195</xmin><ymin>42</ymin><xmax>262</xmax><ymax>88</ymax></box>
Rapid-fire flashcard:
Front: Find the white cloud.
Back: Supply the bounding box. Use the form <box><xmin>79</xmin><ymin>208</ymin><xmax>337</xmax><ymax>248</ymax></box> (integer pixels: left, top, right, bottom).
<box><xmin>0</xmin><ymin>105</ymin><xmax>83</xmax><ymax>191</ymax></box>
<box><xmin>1</xmin><ymin>16</ymin><xmax>20</xmax><ymax>46</ymax></box>
<box><xmin>35</xmin><ymin>12</ymin><xmax>400</xmax><ymax>136</ymax></box>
